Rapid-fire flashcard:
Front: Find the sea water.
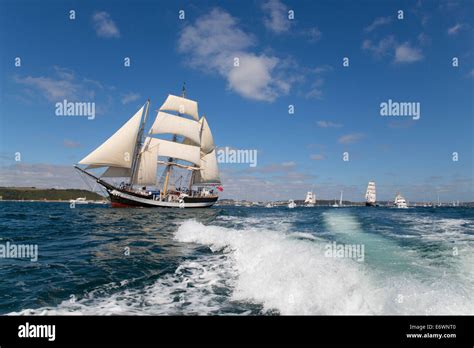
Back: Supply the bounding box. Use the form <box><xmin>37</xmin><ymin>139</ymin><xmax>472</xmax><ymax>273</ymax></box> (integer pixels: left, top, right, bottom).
<box><xmin>0</xmin><ymin>202</ymin><xmax>473</xmax><ymax>315</ymax></box>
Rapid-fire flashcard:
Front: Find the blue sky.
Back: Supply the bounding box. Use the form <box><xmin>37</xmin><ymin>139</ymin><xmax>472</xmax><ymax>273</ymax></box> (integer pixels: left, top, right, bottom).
<box><xmin>0</xmin><ymin>0</ymin><xmax>473</xmax><ymax>202</ymax></box>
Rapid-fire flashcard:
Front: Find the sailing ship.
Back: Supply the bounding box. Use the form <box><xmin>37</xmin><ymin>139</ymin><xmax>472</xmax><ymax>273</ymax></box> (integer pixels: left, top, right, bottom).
<box><xmin>304</xmin><ymin>191</ymin><xmax>316</xmax><ymax>207</ymax></box>
<box><xmin>74</xmin><ymin>88</ymin><xmax>221</xmax><ymax>208</ymax></box>
<box><xmin>394</xmin><ymin>193</ymin><xmax>408</xmax><ymax>209</ymax></box>
<box><xmin>365</xmin><ymin>181</ymin><xmax>376</xmax><ymax>207</ymax></box>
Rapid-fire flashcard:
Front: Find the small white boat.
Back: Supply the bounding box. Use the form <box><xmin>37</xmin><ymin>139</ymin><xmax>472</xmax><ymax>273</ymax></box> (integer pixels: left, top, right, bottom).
<box><xmin>288</xmin><ymin>200</ymin><xmax>296</xmax><ymax>209</ymax></box>
<box><xmin>394</xmin><ymin>193</ymin><xmax>408</xmax><ymax>208</ymax></box>
<box><xmin>265</xmin><ymin>202</ymin><xmax>274</xmax><ymax>208</ymax></box>
<box><xmin>70</xmin><ymin>197</ymin><xmax>89</xmax><ymax>204</ymax></box>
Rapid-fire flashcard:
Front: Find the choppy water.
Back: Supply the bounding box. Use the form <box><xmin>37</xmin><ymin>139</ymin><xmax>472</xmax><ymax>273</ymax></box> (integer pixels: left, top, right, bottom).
<box><xmin>0</xmin><ymin>202</ymin><xmax>473</xmax><ymax>315</ymax></box>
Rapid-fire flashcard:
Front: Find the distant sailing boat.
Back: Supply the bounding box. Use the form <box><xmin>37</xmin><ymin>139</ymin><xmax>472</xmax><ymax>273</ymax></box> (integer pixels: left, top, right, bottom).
<box><xmin>332</xmin><ymin>191</ymin><xmax>343</xmax><ymax>208</ymax></box>
<box><xmin>75</xmin><ymin>87</ymin><xmax>221</xmax><ymax>208</ymax></box>
<box><xmin>304</xmin><ymin>191</ymin><xmax>316</xmax><ymax>207</ymax></box>
<box><xmin>365</xmin><ymin>181</ymin><xmax>376</xmax><ymax>207</ymax></box>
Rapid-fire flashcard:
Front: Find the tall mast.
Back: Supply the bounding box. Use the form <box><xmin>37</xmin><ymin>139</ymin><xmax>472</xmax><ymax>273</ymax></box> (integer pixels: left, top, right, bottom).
<box><xmin>162</xmin><ymin>84</ymin><xmax>187</xmax><ymax>195</ymax></box>
<box><xmin>129</xmin><ymin>99</ymin><xmax>150</xmax><ymax>185</ymax></box>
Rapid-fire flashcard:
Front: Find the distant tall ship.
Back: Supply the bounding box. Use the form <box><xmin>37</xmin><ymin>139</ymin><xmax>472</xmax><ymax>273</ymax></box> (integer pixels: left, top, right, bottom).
<box><xmin>304</xmin><ymin>191</ymin><xmax>316</xmax><ymax>207</ymax></box>
<box><xmin>75</xmin><ymin>87</ymin><xmax>221</xmax><ymax>208</ymax></box>
<box><xmin>394</xmin><ymin>193</ymin><xmax>408</xmax><ymax>209</ymax></box>
<box><xmin>365</xmin><ymin>181</ymin><xmax>376</xmax><ymax>207</ymax></box>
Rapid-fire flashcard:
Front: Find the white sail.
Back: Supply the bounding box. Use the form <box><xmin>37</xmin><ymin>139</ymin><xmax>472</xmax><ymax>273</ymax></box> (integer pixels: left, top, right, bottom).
<box><xmin>194</xmin><ymin>149</ymin><xmax>221</xmax><ymax>184</ymax></box>
<box><xmin>79</xmin><ymin>106</ymin><xmax>144</xmax><ymax>168</ymax></box>
<box><xmin>148</xmin><ymin>137</ymin><xmax>201</xmax><ymax>166</ymax></box>
<box><xmin>159</xmin><ymin>94</ymin><xmax>199</xmax><ymax>121</ymax></box>
<box><xmin>150</xmin><ymin>111</ymin><xmax>200</xmax><ymax>145</ymax></box>
<box><xmin>133</xmin><ymin>141</ymin><xmax>159</xmax><ymax>185</ymax></box>
<box><xmin>102</xmin><ymin>167</ymin><xmax>131</xmax><ymax>177</ymax></box>
<box><xmin>199</xmin><ymin>117</ymin><xmax>215</xmax><ymax>155</ymax></box>
<box><xmin>365</xmin><ymin>181</ymin><xmax>376</xmax><ymax>203</ymax></box>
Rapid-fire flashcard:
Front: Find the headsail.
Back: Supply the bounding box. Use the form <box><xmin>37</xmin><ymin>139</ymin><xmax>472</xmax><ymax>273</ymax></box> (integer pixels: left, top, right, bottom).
<box><xmin>78</xmin><ymin>105</ymin><xmax>144</xmax><ymax>168</ymax></box>
<box><xmin>102</xmin><ymin>167</ymin><xmax>132</xmax><ymax>177</ymax></box>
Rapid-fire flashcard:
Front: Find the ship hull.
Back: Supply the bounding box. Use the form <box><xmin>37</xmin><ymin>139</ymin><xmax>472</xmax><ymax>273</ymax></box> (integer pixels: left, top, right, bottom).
<box><xmin>106</xmin><ymin>188</ymin><xmax>218</xmax><ymax>208</ymax></box>
<box><xmin>365</xmin><ymin>202</ymin><xmax>377</xmax><ymax>207</ymax></box>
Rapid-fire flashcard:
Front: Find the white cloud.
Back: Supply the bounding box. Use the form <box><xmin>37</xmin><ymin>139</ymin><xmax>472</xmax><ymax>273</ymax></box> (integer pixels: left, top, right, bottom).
<box><xmin>310</xmin><ymin>154</ymin><xmax>325</xmax><ymax>160</ymax></box>
<box><xmin>394</xmin><ymin>42</ymin><xmax>424</xmax><ymax>63</ymax></box>
<box><xmin>417</xmin><ymin>32</ymin><xmax>431</xmax><ymax>45</ymax></box>
<box><xmin>121</xmin><ymin>92</ymin><xmax>141</xmax><ymax>104</ymax></box>
<box><xmin>362</xmin><ymin>36</ymin><xmax>396</xmax><ymax>58</ymax></box>
<box><xmin>338</xmin><ymin>133</ymin><xmax>365</xmax><ymax>144</ymax></box>
<box><xmin>316</xmin><ymin>120</ymin><xmax>343</xmax><ymax>128</ymax></box>
<box><xmin>262</xmin><ymin>0</ymin><xmax>291</xmax><ymax>34</ymax></box>
<box><xmin>447</xmin><ymin>23</ymin><xmax>466</xmax><ymax>35</ymax></box>
<box><xmin>178</xmin><ymin>8</ymin><xmax>291</xmax><ymax>102</ymax></box>
<box><xmin>53</xmin><ymin>66</ymin><xmax>75</xmax><ymax>80</ymax></box>
<box><xmin>301</xmin><ymin>27</ymin><xmax>322</xmax><ymax>43</ymax></box>
<box><xmin>363</xmin><ymin>37</ymin><xmax>423</xmax><ymax>64</ymax></box>
<box><xmin>92</xmin><ymin>11</ymin><xmax>120</xmax><ymax>38</ymax></box>
<box><xmin>63</xmin><ymin>139</ymin><xmax>81</xmax><ymax>148</ymax></box>
<box><xmin>364</xmin><ymin>16</ymin><xmax>392</xmax><ymax>32</ymax></box>
<box><xmin>305</xmin><ymin>78</ymin><xmax>325</xmax><ymax>99</ymax></box>
<box><xmin>0</xmin><ymin>163</ymin><xmax>89</xmax><ymax>189</ymax></box>
<box><xmin>313</xmin><ymin>65</ymin><xmax>333</xmax><ymax>74</ymax></box>
<box><xmin>14</xmin><ymin>67</ymin><xmax>100</xmax><ymax>102</ymax></box>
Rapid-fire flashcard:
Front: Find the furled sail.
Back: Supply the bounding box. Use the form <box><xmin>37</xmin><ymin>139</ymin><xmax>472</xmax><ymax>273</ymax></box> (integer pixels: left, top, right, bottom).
<box><xmin>148</xmin><ymin>137</ymin><xmax>201</xmax><ymax>166</ymax></box>
<box><xmin>133</xmin><ymin>140</ymin><xmax>159</xmax><ymax>185</ymax></box>
<box><xmin>365</xmin><ymin>181</ymin><xmax>376</xmax><ymax>203</ymax></box>
<box><xmin>79</xmin><ymin>106</ymin><xmax>144</xmax><ymax>168</ymax></box>
<box><xmin>149</xmin><ymin>111</ymin><xmax>200</xmax><ymax>145</ymax></box>
<box><xmin>194</xmin><ymin>149</ymin><xmax>221</xmax><ymax>184</ymax></box>
<box><xmin>159</xmin><ymin>95</ymin><xmax>199</xmax><ymax>121</ymax></box>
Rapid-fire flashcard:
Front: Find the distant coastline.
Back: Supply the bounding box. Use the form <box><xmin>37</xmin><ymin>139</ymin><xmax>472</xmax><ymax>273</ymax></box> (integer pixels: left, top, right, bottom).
<box><xmin>0</xmin><ymin>187</ymin><xmax>472</xmax><ymax>207</ymax></box>
<box><xmin>0</xmin><ymin>187</ymin><xmax>105</xmax><ymax>202</ymax></box>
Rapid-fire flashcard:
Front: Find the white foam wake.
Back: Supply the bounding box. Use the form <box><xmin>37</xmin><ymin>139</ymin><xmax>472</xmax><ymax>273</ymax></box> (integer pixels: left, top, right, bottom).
<box><xmin>11</xmin><ymin>218</ymin><xmax>474</xmax><ymax>315</ymax></box>
<box><xmin>174</xmin><ymin>220</ymin><xmax>474</xmax><ymax>315</ymax></box>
